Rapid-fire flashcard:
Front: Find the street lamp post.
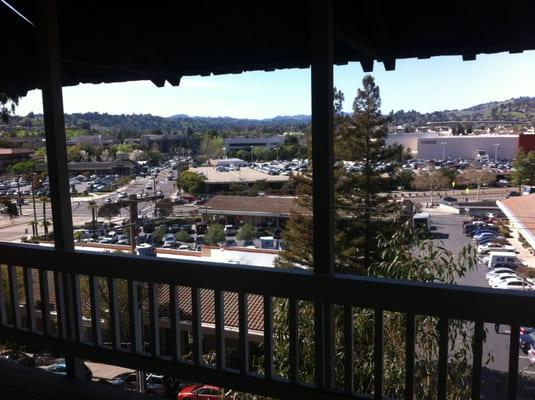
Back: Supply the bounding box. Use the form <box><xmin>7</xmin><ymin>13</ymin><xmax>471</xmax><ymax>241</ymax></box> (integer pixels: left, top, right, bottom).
<box><xmin>440</xmin><ymin>142</ymin><xmax>447</xmax><ymax>160</ymax></box>
<box><xmin>274</xmin><ymin>146</ymin><xmax>280</xmax><ymax>163</ymax></box>
<box><xmin>493</xmin><ymin>143</ymin><xmax>500</xmax><ymax>163</ymax></box>
<box><xmin>250</xmin><ymin>145</ymin><xmax>254</xmax><ymax>164</ymax></box>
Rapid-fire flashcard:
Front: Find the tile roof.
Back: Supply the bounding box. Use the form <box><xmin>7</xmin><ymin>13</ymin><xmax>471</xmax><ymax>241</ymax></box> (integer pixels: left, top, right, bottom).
<box><xmin>203</xmin><ymin>195</ymin><xmax>305</xmax><ymax>216</ymax></box>
<box><xmin>0</xmin><ymin>148</ymin><xmax>34</xmax><ymax>156</ymax></box>
<box><xmin>30</xmin><ymin>271</ymin><xmax>264</xmax><ymax>333</ymax></box>
<box><xmin>500</xmin><ymin>195</ymin><xmax>535</xmax><ymax>234</ymax></box>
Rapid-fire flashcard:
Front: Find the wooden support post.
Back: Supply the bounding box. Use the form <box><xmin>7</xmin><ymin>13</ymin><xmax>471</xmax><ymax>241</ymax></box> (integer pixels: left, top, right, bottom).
<box><xmin>311</xmin><ymin>0</ymin><xmax>335</xmax><ymax>390</ymax></box>
<box><xmin>39</xmin><ymin>0</ymin><xmax>84</xmax><ymax>379</ymax></box>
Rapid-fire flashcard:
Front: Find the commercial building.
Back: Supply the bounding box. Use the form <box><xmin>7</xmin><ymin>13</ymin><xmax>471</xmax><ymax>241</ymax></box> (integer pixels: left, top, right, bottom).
<box><xmin>417</xmin><ymin>135</ymin><xmax>519</xmax><ymax>160</ymax></box>
<box><xmin>497</xmin><ymin>195</ymin><xmax>535</xmax><ymax>251</ymax></box>
<box><xmin>65</xmin><ymin>135</ymin><xmax>118</xmax><ymax>146</ymax></box>
<box><xmin>0</xmin><ymin>147</ymin><xmax>34</xmax><ymax>170</ymax></box>
<box><xmin>224</xmin><ymin>136</ymin><xmax>284</xmax><ymax>151</ymax></box>
<box><xmin>140</xmin><ymin>133</ymin><xmax>201</xmax><ymax>152</ymax></box>
<box><xmin>200</xmin><ymin>195</ymin><xmax>304</xmax><ymax>227</ymax></box>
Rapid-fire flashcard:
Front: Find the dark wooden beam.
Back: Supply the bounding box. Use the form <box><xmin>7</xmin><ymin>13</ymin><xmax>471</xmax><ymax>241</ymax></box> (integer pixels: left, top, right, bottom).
<box><xmin>39</xmin><ymin>0</ymin><xmax>74</xmax><ymax>251</ymax></box>
<box><xmin>311</xmin><ymin>0</ymin><xmax>334</xmax><ymax>275</ymax></box>
<box><xmin>39</xmin><ymin>0</ymin><xmax>82</xmax><ymax>380</ymax></box>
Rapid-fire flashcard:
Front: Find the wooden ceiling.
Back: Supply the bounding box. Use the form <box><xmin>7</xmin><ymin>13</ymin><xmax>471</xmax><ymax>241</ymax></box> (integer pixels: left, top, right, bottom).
<box><xmin>3</xmin><ymin>1</ymin><xmax>535</xmax><ymax>98</ymax></box>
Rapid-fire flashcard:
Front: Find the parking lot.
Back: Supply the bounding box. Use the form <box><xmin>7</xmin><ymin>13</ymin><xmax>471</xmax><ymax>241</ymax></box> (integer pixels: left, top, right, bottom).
<box><xmin>432</xmin><ymin>213</ymin><xmax>535</xmax><ymax>398</ymax></box>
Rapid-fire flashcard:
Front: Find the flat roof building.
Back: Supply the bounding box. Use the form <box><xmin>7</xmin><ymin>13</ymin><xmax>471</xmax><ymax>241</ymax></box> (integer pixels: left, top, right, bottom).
<box><xmin>224</xmin><ymin>136</ymin><xmax>284</xmax><ymax>151</ymax></box>
<box><xmin>200</xmin><ymin>195</ymin><xmax>305</xmax><ymax>226</ymax></box>
<box><xmin>0</xmin><ymin>147</ymin><xmax>34</xmax><ymax>170</ymax></box>
<box><xmin>417</xmin><ymin>135</ymin><xmax>519</xmax><ymax>160</ymax></box>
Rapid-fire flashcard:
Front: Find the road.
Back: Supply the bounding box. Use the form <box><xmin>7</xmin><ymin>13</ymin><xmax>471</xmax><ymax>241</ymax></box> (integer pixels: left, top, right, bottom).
<box><xmin>0</xmin><ymin>168</ymin><xmax>191</xmax><ymax>242</ymax></box>
<box><xmin>432</xmin><ymin>213</ymin><xmax>535</xmax><ymax>399</ymax></box>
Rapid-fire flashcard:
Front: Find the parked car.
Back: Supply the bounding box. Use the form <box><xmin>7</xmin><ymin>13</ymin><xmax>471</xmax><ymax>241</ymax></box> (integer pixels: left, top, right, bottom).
<box><xmin>224</xmin><ymin>225</ymin><xmax>237</xmax><ymax>236</ymax></box>
<box><xmin>520</xmin><ymin>331</ymin><xmax>535</xmax><ymax>353</ymax></box>
<box><xmin>225</xmin><ymin>239</ymin><xmax>237</xmax><ymax>247</ymax></box>
<box><xmin>110</xmin><ymin>372</ymin><xmax>166</xmax><ymax>396</ymax></box>
<box><xmin>45</xmin><ymin>362</ymin><xmax>93</xmax><ymax>380</ymax></box>
<box><xmin>493</xmin><ymin>279</ymin><xmax>534</xmax><ymax>290</ymax></box>
<box><xmin>116</xmin><ymin>234</ymin><xmax>129</xmax><ymax>245</ymax></box>
<box><xmin>0</xmin><ymin>351</ymin><xmax>34</xmax><ymax>366</ymax></box>
<box><xmin>506</xmin><ymin>190</ymin><xmax>521</xmax><ymax>198</ymax></box>
<box><xmin>440</xmin><ymin>196</ymin><xmax>458</xmax><ymax>205</ymax></box>
<box><xmin>177</xmin><ymin>384</ymin><xmax>224</xmax><ymax>400</ymax></box>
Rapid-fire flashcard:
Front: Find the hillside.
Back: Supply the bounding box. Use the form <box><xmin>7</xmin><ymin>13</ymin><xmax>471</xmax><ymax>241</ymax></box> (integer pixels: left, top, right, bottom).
<box><xmin>6</xmin><ymin>97</ymin><xmax>535</xmax><ymax>139</ymax></box>
<box><xmin>5</xmin><ymin>112</ymin><xmax>310</xmax><ymax>138</ymax></box>
<box><xmin>391</xmin><ymin>97</ymin><xmax>535</xmax><ymax>125</ymax></box>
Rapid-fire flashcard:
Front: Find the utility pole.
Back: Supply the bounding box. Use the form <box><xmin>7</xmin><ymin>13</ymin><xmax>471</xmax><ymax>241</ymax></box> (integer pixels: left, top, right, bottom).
<box><xmin>477</xmin><ymin>171</ymin><xmax>481</xmax><ymax>201</ymax></box>
<box><xmin>31</xmin><ymin>181</ymin><xmax>38</xmax><ymax>237</ymax></box>
<box><xmin>129</xmin><ymin>194</ymin><xmax>138</xmax><ymax>254</ymax></box>
<box><xmin>89</xmin><ymin>200</ymin><xmax>98</xmax><ymax>239</ymax></box>
<box><xmin>42</xmin><ymin>197</ymin><xmax>48</xmax><ymax>236</ymax></box>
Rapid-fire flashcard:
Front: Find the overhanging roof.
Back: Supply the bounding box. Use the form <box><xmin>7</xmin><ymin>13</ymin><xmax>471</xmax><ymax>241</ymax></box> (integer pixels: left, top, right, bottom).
<box><xmin>4</xmin><ymin>1</ymin><xmax>535</xmax><ymax>98</ymax></box>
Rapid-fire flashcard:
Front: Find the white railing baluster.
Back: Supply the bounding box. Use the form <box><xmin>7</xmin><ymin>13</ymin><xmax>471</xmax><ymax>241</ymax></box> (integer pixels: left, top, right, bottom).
<box><xmin>289</xmin><ymin>298</ymin><xmax>298</xmax><ymax>384</ymax></box>
<box><xmin>54</xmin><ymin>271</ymin><xmax>67</xmax><ymax>339</ymax></box>
<box><xmin>128</xmin><ymin>280</ymin><xmax>141</xmax><ymax>354</ymax></box>
<box><xmin>508</xmin><ymin>323</ymin><xmax>520</xmax><ymax>400</ymax></box>
<box><xmin>404</xmin><ymin>313</ymin><xmax>415</xmax><ymax>400</ymax></box>
<box><xmin>344</xmin><ymin>304</ymin><xmax>354</xmax><ymax>395</ymax></box>
<box><xmin>8</xmin><ymin>265</ymin><xmax>21</xmax><ymax>329</ymax></box>
<box><xmin>169</xmin><ymin>284</ymin><xmax>180</xmax><ymax>361</ymax></box>
<box><xmin>215</xmin><ymin>289</ymin><xmax>225</xmax><ymax>370</ymax></box>
<box><xmin>38</xmin><ymin>270</ymin><xmax>51</xmax><ymax>335</ymax></box>
<box><xmin>374</xmin><ymin>309</ymin><xmax>383</xmax><ymax>400</ymax></box>
<box><xmin>191</xmin><ymin>287</ymin><xmax>202</xmax><ymax>366</ymax></box>
<box><xmin>89</xmin><ymin>276</ymin><xmax>102</xmax><ymax>346</ymax></box>
<box><xmin>71</xmin><ymin>274</ymin><xmax>82</xmax><ymax>343</ymax></box>
<box><xmin>0</xmin><ymin>265</ymin><xmax>7</xmax><ymax>326</ymax></box>
<box><xmin>23</xmin><ymin>267</ymin><xmax>36</xmax><ymax>333</ymax></box>
<box><xmin>437</xmin><ymin>317</ymin><xmax>449</xmax><ymax>400</ymax></box>
<box><xmin>107</xmin><ymin>278</ymin><xmax>121</xmax><ymax>350</ymax></box>
<box><xmin>148</xmin><ymin>283</ymin><xmax>160</xmax><ymax>358</ymax></box>
<box><xmin>263</xmin><ymin>295</ymin><xmax>273</xmax><ymax>380</ymax></box>
<box><xmin>239</xmin><ymin>292</ymin><xmax>249</xmax><ymax>376</ymax></box>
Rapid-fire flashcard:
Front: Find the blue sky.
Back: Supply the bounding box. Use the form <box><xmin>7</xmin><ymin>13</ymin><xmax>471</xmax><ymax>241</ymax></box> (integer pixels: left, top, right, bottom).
<box><xmin>15</xmin><ymin>51</ymin><xmax>535</xmax><ymax>119</ymax></box>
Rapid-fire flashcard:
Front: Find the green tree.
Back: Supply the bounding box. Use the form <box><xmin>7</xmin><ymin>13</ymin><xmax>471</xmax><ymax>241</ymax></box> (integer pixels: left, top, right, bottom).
<box><xmin>148</xmin><ymin>148</ymin><xmax>164</xmax><ymax>166</ymax></box>
<box><xmin>512</xmin><ymin>148</ymin><xmax>535</xmax><ymax>188</ymax></box>
<box><xmin>236</xmin><ymin>223</ymin><xmax>256</xmax><ymax>242</ymax></box>
<box><xmin>460</xmin><ymin>167</ymin><xmax>496</xmax><ymax>188</ymax></box>
<box><xmin>411</xmin><ymin>170</ymin><xmax>451</xmax><ymax>192</ymax></box>
<box><xmin>272</xmin><ymin>76</ymin><xmax>479</xmax><ymax>399</ymax></box>
<box><xmin>200</xmin><ymin>134</ymin><xmax>224</xmax><ymax>159</ymax></box>
<box><xmin>205</xmin><ymin>224</ymin><xmax>225</xmax><ymax>244</ymax></box>
<box><xmin>152</xmin><ymin>224</ymin><xmax>167</xmax><ymax>245</ymax></box>
<box><xmin>8</xmin><ymin>159</ymin><xmax>37</xmax><ymax>176</ymax></box>
<box><xmin>176</xmin><ymin>230</ymin><xmax>193</xmax><ymax>243</ymax></box>
<box><xmin>97</xmin><ymin>203</ymin><xmax>121</xmax><ymax>228</ymax></box>
<box><xmin>177</xmin><ymin>170</ymin><xmax>206</xmax><ymax>194</ymax></box>
<box><xmin>155</xmin><ymin>198</ymin><xmax>173</xmax><ymax>217</ymax></box>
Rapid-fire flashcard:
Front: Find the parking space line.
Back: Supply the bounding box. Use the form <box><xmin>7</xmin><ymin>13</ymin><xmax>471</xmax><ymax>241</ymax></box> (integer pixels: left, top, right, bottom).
<box><xmin>520</xmin><ymin>370</ymin><xmax>535</xmax><ymax>375</ymax></box>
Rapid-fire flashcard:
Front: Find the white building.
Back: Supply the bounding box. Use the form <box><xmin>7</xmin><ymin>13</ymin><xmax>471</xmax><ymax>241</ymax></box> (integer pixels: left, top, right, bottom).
<box><xmin>416</xmin><ymin>135</ymin><xmax>518</xmax><ymax>160</ymax></box>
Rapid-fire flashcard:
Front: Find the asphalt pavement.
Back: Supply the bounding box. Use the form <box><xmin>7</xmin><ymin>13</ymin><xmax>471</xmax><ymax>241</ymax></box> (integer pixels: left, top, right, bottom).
<box><xmin>431</xmin><ymin>213</ymin><xmax>535</xmax><ymax>399</ymax></box>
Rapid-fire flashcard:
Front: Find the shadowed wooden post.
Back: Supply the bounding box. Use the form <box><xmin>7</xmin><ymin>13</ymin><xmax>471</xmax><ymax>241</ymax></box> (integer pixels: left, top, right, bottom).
<box><xmin>39</xmin><ymin>0</ymin><xmax>84</xmax><ymax>379</ymax></box>
<box><xmin>311</xmin><ymin>0</ymin><xmax>335</xmax><ymax>389</ymax></box>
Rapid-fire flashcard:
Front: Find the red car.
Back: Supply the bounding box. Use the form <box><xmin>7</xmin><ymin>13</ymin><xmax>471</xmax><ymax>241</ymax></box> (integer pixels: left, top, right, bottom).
<box><xmin>177</xmin><ymin>384</ymin><xmax>224</xmax><ymax>400</ymax></box>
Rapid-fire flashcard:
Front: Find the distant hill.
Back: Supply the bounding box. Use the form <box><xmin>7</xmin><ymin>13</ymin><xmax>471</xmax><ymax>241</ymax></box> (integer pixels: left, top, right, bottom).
<box><xmin>8</xmin><ymin>97</ymin><xmax>535</xmax><ymax>138</ymax></box>
<box><xmin>8</xmin><ymin>112</ymin><xmax>311</xmax><ymax>137</ymax></box>
<box><xmin>391</xmin><ymin>97</ymin><xmax>535</xmax><ymax>125</ymax></box>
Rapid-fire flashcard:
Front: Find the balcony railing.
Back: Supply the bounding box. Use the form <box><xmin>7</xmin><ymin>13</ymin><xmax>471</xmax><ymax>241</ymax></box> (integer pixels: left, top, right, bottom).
<box><xmin>0</xmin><ymin>242</ymin><xmax>534</xmax><ymax>400</ymax></box>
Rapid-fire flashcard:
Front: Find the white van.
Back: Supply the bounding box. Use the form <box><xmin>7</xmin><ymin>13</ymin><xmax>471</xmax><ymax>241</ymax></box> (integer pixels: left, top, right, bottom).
<box><xmin>487</xmin><ymin>251</ymin><xmax>520</xmax><ymax>269</ymax></box>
